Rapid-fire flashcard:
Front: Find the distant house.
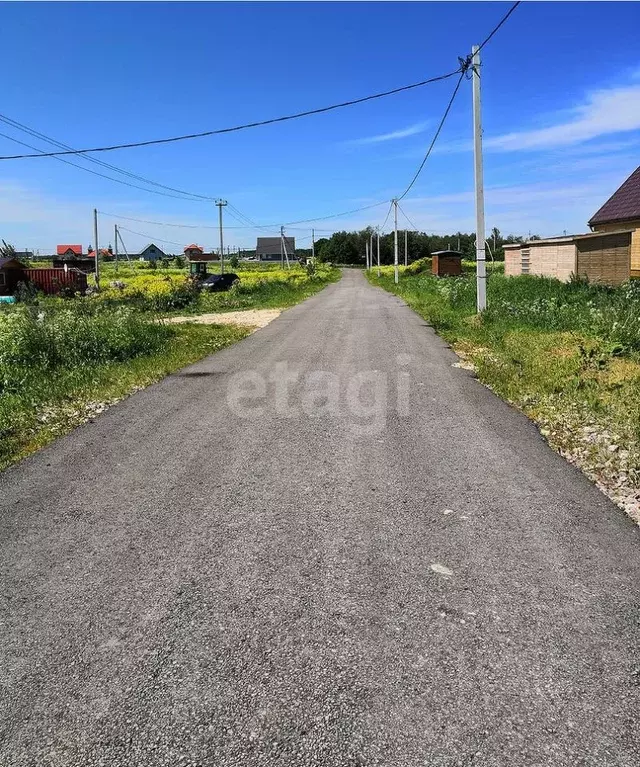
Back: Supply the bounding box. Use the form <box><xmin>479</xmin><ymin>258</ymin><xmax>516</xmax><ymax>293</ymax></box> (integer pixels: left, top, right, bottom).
<box><xmin>256</xmin><ymin>236</ymin><xmax>295</xmax><ymax>262</ymax></box>
<box><xmin>57</xmin><ymin>244</ymin><xmax>83</xmax><ymax>257</ymax></box>
<box><xmin>136</xmin><ymin>243</ymin><xmax>166</xmax><ymax>262</ymax></box>
<box><xmin>184</xmin><ymin>244</ymin><xmax>219</xmax><ymax>262</ymax></box>
<box><xmin>184</xmin><ymin>244</ymin><xmax>204</xmax><ymax>260</ymax></box>
<box><xmin>0</xmin><ymin>257</ymin><xmax>25</xmax><ymax>296</ymax></box>
<box><xmin>589</xmin><ymin>165</ymin><xmax>640</xmax><ymax>276</ymax></box>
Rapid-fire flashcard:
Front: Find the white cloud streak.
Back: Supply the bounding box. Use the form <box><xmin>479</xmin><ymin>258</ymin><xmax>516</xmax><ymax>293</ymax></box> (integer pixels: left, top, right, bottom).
<box><xmin>486</xmin><ymin>84</ymin><xmax>640</xmax><ymax>152</ymax></box>
<box><xmin>346</xmin><ymin>121</ymin><xmax>430</xmax><ymax>146</ymax></box>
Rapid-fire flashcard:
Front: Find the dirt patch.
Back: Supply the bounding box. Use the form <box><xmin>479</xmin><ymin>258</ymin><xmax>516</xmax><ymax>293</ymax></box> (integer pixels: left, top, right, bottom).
<box><xmin>165</xmin><ymin>308</ymin><xmax>283</xmax><ymax>331</ymax></box>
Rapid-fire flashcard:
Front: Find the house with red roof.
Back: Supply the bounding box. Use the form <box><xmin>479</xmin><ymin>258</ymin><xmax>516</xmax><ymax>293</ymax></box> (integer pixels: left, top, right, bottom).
<box><xmin>56</xmin><ymin>244</ymin><xmax>83</xmax><ymax>257</ymax></box>
<box><xmin>589</xmin><ymin>165</ymin><xmax>640</xmax><ymax>275</ymax></box>
<box><xmin>184</xmin><ymin>244</ymin><xmax>219</xmax><ymax>262</ymax></box>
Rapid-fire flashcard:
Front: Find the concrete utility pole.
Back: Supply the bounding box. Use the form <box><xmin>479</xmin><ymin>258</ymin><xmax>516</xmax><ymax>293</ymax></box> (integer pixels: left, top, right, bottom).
<box><xmin>216</xmin><ymin>200</ymin><xmax>227</xmax><ymax>274</ymax></box>
<box><xmin>280</xmin><ymin>226</ymin><xmax>290</xmax><ymax>269</ymax></box>
<box><xmin>311</xmin><ymin>228</ymin><xmax>315</xmax><ymax>261</ymax></box>
<box><xmin>369</xmin><ymin>232</ymin><xmax>373</xmax><ymax>272</ymax></box>
<box><xmin>114</xmin><ymin>224</ymin><xmax>119</xmax><ymax>274</ymax></box>
<box><xmin>280</xmin><ymin>226</ymin><xmax>284</xmax><ymax>269</ymax></box>
<box><xmin>376</xmin><ymin>226</ymin><xmax>381</xmax><ymax>277</ymax></box>
<box><xmin>93</xmin><ymin>208</ymin><xmax>100</xmax><ymax>287</ymax></box>
<box><xmin>404</xmin><ymin>229</ymin><xmax>408</xmax><ymax>267</ymax></box>
<box><xmin>472</xmin><ymin>44</ymin><xmax>486</xmax><ymax>312</ymax></box>
<box><xmin>365</xmin><ymin>239</ymin><xmax>369</xmax><ymax>270</ymax></box>
<box><xmin>393</xmin><ymin>198</ymin><xmax>399</xmax><ymax>284</ymax></box>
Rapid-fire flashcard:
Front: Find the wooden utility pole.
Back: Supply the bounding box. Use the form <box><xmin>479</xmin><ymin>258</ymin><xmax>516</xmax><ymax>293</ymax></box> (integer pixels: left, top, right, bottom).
<box><xmin>216</xmin><ymin>199</ymin><xmax>227</xmax><ymax>274</ymax></box>
<box><xmin>472</xmin><ymin>44</ymin><xmax>486</xmax><ymax>311</ymax></box>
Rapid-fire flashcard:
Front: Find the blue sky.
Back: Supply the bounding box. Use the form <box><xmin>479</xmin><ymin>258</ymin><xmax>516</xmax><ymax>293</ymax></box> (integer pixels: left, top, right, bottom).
<box><xmin>1</xmin><ymin>1</ymin><xmax>639</xmax><ymax>254</ymax></box>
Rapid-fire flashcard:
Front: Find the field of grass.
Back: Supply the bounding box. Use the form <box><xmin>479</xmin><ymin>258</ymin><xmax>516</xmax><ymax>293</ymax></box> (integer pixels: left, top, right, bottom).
<box><xmin>0</xmin><ymin>262</ymin><xmax>339</xmax><ymax>469</ymax></box>
<box><xmin>369</xmin><ymin>265</ymin><xmax>640</xmax><ymax>519</ymax></box>
<box><xmin>93</xmin><ymin>261</ymin><xmax>340</xmax><ymax>313</ymax></box>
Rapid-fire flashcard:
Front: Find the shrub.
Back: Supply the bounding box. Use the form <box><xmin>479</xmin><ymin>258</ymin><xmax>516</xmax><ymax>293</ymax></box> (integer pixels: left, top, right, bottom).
<box><xmin>0</xmin><ymin>303</ymin><xmax>172</xmax><ymax>397</ymax></box>
<box><xmin>406</xmin><ymin>257</ymin><xmax>431</xmax><ymax>275</ymax></box>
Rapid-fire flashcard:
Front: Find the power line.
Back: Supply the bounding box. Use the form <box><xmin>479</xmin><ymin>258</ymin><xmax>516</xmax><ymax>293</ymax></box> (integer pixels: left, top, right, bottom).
<box><xmin>477</xmin><ymin>1</ymin><xmax>520</xmax><ymax>53</ymax></box>
<box><xmin>117</xmin><ymin>226</ymin><xmax>188</xmax><ymax>249</ymax></box>
<box><xmin>379</xmin><ymin>201</ymin><xmax>394</xmax><ymax>231</ymax></box>
<box><xmin>282</xmin><ymin>200</ymin><xmax>388</xmax><ymax>226</ymax></box>
<box><xmin>0</xmin><ymin>70</ymin><xmax>462</xmax><ymax>160</ymax></box>
<box><xmin>0</xmin><ymin>131</ymin><xmax>210</xmax><ymax>202</ymax></box>
<box><xmin>396</xmin><ymin>71</ymin><xmax>466</xmax><ymax>201</ymax></box>
<box><xmin>396</xmin><ymin>203</ymin><xmax>419</xmax><ymax>231</ymax></box>
<box><xmin>396</xmin><ymin>1</ymin><xmax>520</xmax><ymax>201</ymax></box>
<box><xmin>0</xmin><ymin>114</ymin><xmax>216</xmax><ymax>201</ymax></box>
<box><xmin>98</xmin><ymin>210</ymin><xmax>340</xmax><ymax>232</ymax></box>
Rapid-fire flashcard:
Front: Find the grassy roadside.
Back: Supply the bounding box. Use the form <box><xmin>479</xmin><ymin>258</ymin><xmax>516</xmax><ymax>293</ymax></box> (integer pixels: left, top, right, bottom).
<box><xmin>368</xmin><ymin>265</ymin><xmax>640</xmax><ymax>522</ymax></box>
<box><xmin>1</xmin><ymin>265</ymin><xmax>340</xmax><ymax>470</ymax></box>
<box><xmin>0</xmin><ymin>320</ymin><xmax>250</xmax><ymax>470</ymax></box>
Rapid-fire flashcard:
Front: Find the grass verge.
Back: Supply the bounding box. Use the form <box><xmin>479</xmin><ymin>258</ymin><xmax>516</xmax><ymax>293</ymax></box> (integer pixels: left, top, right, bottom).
<box><xmin>0</xmin><ymin>321</ymin><xmax>250</xmax><ymax>470</ymax></box>
<box><xmin>368</xmin><ymin>266</ymin><xmax>640</xmax><ymax>522</ymax></box>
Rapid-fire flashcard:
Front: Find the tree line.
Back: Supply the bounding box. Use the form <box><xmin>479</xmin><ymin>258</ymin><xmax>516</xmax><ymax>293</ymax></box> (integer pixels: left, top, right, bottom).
<box><xmin>300</xmin><ymin>227</ymin><xmax>535</xmax><ymax>265</ymax></box>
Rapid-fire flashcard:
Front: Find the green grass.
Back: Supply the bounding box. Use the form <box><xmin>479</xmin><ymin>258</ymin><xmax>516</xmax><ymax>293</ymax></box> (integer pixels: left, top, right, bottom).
<box><xmin>0</xmin><ymin>263</ymin><xmax>340</xmax><ymax>470</ymax></box>
<box><xmin>92</xmin><ymin>263</ymin><xmax>340</xmax><ymax>314</ymax></box>
<box><xmin>0</xmin><ymin>312</ymin><xmax>250</xmax><ymax>470</ymax></box>
<box><xmin>368</xmin><ymin>268</ymin><xmax>640</xmax><ymax>501</ymax></box>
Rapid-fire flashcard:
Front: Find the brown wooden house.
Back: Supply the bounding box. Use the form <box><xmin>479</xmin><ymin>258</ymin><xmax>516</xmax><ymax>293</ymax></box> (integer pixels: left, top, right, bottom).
<box><xmin>589</xmin><ymin>165</ymin><xmax>640</xmax><ymax>276</ymax></box>
<box><xmin>0</xmin><ymin>257</ymin><xmax>26</xmax><ymax>296</ymax></box>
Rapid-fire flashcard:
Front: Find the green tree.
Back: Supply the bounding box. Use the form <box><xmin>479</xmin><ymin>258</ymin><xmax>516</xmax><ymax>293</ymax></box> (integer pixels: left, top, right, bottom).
<box><xmin>0</xmin><ymin>240</ymin><xmax>16</xmax><ymax>258</ymax></box>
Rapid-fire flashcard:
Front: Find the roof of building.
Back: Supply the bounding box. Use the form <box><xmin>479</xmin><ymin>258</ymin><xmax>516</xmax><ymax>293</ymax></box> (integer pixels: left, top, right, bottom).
<box><xmin>503</xmin><ymin>230</ymin><xmax>634</xmax><ymax>248</ymax></box>
<box><xmin>184</xmin><ymin>244</ymin><xmax>203</xmax><ymax>252</ymax></box>
<box><xmin>0</xmin><ymin>257</ymin><xmax>24</xmax><ymax>269</ymax></box>
<box><xmin>432</xmin><ymin>250</ymin><xmax>463</xmax><ymax>257</ymax></box>
<box><xmin>256</xmin><ymin>236</ymin><xmax>295</xmax><ymax>255</ymax></box>
<box><xmin>56</xmin><ymin>244</ymin><xmax>82</xmax><ymax>256</ymax></box>
<box><xmin>589</xmin><ymin>166</ymin><xmax>640</xmax><ymax>225</ymax></box>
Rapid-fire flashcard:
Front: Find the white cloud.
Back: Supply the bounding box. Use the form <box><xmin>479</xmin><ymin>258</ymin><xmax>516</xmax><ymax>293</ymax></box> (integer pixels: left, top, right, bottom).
<box><xmin>486</xmin><ymin>84</ymin><xmax>640</xmax><ymax>152</ymax></box>
<box><xmin>345</xmin><ymin>121</ymin><xmax>430</xmax><ymax>146</ymax></box>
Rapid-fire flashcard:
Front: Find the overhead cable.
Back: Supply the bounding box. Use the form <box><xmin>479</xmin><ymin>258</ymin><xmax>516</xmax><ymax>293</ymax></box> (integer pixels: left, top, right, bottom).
<box><xmin>0</xmin><ymin>70</ymin><xmax>462</xmax><ymax>160</ymax></box>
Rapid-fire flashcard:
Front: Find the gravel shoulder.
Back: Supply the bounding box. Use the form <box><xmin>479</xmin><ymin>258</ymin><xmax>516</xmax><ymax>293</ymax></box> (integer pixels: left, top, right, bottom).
<box><xmin>165</xmin><ymin>308</ymin><xmax>283</xmax><ymax>329</ymax></box>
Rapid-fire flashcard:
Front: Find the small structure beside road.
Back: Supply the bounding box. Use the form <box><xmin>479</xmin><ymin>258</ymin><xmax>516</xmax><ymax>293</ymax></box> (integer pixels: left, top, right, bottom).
<box><xmin>504</xmin><ymin>231</ymin><xmax>632</xmax><ymax>285</ymax></box>
<box><xmin>431</xmin><ymin>250</ymin><xmax>463</xmax><ymax>277</ymax></box>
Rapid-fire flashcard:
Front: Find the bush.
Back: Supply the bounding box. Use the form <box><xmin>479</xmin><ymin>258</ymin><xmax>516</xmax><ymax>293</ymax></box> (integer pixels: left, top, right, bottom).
<box><xmin>0</xmin><ymin>303</ymin><xmax>173</xmax><ymax>399</ymax></box>
<box><xmin>406</xmin><ymin>257</ymin><xmax>431</xmax><ymax>275</ymax></box>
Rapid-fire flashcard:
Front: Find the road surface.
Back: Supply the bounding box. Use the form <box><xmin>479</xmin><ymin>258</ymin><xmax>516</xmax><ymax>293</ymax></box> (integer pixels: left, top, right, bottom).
<box><xmin>1</xmin><ymin>270</ymin><xmax>639</xmax><ymax>766</ymax></box>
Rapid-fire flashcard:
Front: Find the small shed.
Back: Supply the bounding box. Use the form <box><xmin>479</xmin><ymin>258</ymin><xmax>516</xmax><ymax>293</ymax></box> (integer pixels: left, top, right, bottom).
<box><xmin>431</xmin><ymin>250</ymin><xmax>463</xmax><ymax>277</ymax></box>
<box><xmin>0</xmin><ymin>257</ymin><xmax>26</xmax><ymax>296</ymax></box>
<box><xmin>504</xmin><ymin>231</ymin><xmax>632</xmax><ymax>285</ymax></box>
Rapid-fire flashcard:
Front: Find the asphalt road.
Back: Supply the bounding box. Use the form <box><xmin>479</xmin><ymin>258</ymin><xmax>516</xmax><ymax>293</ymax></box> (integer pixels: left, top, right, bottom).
<box><xmin>1</xmin><ymin>269</ymin><xmax>640</xmax><ymax>766</ymax></box>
